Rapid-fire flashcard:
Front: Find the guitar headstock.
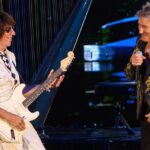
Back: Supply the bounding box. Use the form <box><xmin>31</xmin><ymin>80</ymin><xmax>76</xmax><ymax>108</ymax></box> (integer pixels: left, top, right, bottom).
<box><xmin>60</xmin><ymin>51</ymin><xmax>75</xmax><ymax>71</ymax></box>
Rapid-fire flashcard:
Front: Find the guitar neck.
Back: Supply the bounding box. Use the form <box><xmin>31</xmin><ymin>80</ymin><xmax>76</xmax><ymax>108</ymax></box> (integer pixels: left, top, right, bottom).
<box><xmin>22</xmin><ymin>68</ymin><xmax>64</xmax><ymax>107</ymax></box>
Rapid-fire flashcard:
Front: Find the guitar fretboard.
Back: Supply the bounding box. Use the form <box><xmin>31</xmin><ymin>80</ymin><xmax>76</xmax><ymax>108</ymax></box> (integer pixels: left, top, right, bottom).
<box><xmin>22</xmin><ymin>68</ymin><xmax>63</xmax><ymax>107</ymax></box>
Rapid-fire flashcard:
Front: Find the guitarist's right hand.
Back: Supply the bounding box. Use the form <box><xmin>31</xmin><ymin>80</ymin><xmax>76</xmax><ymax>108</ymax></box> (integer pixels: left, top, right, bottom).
<box><xmin>5</xmin><ymin>112</ymin><xmax>25</xmax><ymax>131</ymax></box>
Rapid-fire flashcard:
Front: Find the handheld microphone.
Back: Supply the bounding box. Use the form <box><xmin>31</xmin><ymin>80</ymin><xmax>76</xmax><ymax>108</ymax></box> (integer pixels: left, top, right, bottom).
<box><xmin>135</xmin><ymin>50</ymin><xmax>142</xmax><ymax>58</ymax></box>
<box><xmin>135</xmin><ymin>50</ymin><xmax>143</xmax><ymax>81</ymax></box>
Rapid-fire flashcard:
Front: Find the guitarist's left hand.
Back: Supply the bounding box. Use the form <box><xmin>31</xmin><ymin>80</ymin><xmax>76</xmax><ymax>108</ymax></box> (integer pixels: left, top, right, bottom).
<box><xmin>47</xmin><ymin>69</ymin><xmax>65</xmax><ymax>89</ymax></box>
<box><xmin>23</xmin><ymin>69</ymin><xmax>65</xmax><ymax>97</ymax></box>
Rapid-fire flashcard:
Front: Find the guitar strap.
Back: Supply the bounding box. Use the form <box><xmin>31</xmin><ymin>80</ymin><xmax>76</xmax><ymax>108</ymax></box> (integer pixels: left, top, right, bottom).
<box><xmin>12</xmin><ymin>61</ymin><xmax>25</xmax><ymax>84</ymax></box>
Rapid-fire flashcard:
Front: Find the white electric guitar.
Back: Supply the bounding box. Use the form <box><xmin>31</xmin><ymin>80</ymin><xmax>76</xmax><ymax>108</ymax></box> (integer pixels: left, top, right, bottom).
<box><xmin>0</xmin><ymin>51</ymin><xmax>74</xmax><ymax>143</ymax></box>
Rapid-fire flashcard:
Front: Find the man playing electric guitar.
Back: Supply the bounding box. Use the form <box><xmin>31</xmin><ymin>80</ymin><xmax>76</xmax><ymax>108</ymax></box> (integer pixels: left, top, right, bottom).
<box><xmin>0</xmin><ymin>11</ymin><xmax>66</xmax><ymax>150</ymax></box>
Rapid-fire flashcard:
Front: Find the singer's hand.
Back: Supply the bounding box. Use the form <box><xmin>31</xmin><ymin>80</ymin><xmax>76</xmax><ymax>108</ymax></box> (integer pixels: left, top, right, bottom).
<box><xmin>131</xmin><ymin>52</ymin><xmax>145</xmax><ymax>66</ymax></box>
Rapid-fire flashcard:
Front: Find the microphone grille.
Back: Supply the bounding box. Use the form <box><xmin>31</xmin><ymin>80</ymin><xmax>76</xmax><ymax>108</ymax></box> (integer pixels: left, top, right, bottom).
<box><xmin>135</xmin><ymin>50</ymin><xmax>142</xmax><ymax>56</ymax></box>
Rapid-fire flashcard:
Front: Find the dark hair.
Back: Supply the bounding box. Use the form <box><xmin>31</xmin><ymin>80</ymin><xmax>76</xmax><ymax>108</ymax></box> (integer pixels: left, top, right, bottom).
<box><xmin>136</xmin><ymin>2</ymin><xmax>150</xmax><ymax>18</ymax></box>
<box><xmin>0</xmin><ymin>11</ymin><xmax>15</xmax><ymax>38</ymax></box>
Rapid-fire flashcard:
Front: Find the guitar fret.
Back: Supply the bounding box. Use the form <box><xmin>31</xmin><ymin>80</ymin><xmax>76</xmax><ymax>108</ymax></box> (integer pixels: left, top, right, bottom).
<box><xmin>23</xmin><ymin>86</ymin><xmax>45</xmax><ymax>107</ymax></box>
<box><xmin>22</xmin><ymin>68</ymin><xmax>64</xmax><ymax>107</ymax></box>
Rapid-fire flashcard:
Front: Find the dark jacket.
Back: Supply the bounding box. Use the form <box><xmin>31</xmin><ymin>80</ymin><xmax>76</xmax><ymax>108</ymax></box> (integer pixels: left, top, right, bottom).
<box><xmin>124</xmin><ymin>38</ymin><xmax>147</xmax><ymax>120</ymax></box>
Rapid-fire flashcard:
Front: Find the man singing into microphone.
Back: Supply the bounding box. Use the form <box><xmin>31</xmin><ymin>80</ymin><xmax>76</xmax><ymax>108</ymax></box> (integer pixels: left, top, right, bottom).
<box><xmin>125</xmin><ymin>2</ymin><xmax>150</xmax><ymax>150</ymax></box>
